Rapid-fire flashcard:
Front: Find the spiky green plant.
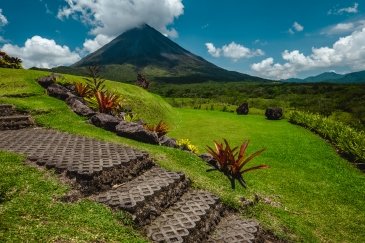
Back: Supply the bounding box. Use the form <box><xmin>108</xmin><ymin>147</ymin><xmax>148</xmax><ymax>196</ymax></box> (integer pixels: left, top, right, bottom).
<box><xmin>84</xmin><ymin>66</ymin><xmax>106</xmax><ymax>93</ymax></box>
<box><xmin>206</xmin><ymin>139</ymin><xmax>269</xmax><ymax>189</ymax></box>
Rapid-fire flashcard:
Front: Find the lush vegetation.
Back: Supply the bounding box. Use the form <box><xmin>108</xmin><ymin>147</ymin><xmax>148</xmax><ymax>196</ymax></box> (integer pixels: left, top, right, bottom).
<box><xmin>0</xmin><ymin>51</ymin><xmax>22</xmax><ymax>69</ymax></box>
<box><xmin>1</xmin><ymin>68</ymin><xmax>365</xmax><ymax>242</ymax></box>
<box><xmin>151</xmin><ymin>81</ymin><xmax>365</xmax><ymax>129</ymax></box>
<box><xmin>288</xmin><ymin>111</ymin><xmax>365</xmax><ymax>163</ymax></box>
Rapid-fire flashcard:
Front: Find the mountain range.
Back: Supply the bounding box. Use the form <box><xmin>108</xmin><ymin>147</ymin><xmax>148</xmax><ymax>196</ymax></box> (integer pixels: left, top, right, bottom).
<box><xmin>284</xmin><ymin>71</ymin><xmax>365</xmax><ymax>84</ymax></box>
<box><xmin>50</xmin><ymin>24</ymin><xmax>268</xmax><ymax>83</ymax></box>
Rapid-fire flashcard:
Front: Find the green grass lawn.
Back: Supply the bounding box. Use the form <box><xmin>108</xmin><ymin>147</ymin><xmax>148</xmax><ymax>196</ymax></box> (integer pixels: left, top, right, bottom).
<box><xmin>1</xmin><ymin>68</ymin><xmax>365</xmax><ymax>242</ymax></box>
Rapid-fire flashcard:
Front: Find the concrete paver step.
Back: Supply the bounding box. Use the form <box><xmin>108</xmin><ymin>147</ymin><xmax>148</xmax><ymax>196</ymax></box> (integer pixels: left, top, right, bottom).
<box><xmin>145</xmin><ymin>190</ymin><xmax>223</xmax><ymax>243</ymax></box>
<box><xmin>95</xmin><ymin>167</ymin><xmax>190</xmax><ymax>226</ymax></box>
<box><xmin>0</xmin><ymin>115</ymin><xmax>34</xmax><ymax>130</ymax></box>
<box><xmin>0</xmin><ymin>128</ymin><xmax>154</xmax><ymax>194</ymax></box>
<box><xmin>207</xmin><ymin>214</ymin><xmax>259</xmax><ymax>243</ymax></box>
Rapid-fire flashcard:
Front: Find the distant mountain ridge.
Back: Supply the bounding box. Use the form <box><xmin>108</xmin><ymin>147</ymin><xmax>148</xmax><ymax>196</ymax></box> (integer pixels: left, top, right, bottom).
<box><xmin>284</xmin><ymin>71</ymin><xmax>365</xmax><ymax>84</ymax></box>
<box><xmin>52</xmin><ymin>24</ymin><xmax>268</xmax><ymax>83</ymax></box>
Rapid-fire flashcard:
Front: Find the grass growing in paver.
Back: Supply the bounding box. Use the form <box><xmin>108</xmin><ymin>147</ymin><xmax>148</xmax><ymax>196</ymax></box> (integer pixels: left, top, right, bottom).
<box><xmin>0</xmin><ymin>151</ymin><xmax>147</xmax><ymax>242</ymax></box>
<box><xmin>1</xmin><ymin>68</ymin><xmax>365</xmax><ymax>242</ymax></box>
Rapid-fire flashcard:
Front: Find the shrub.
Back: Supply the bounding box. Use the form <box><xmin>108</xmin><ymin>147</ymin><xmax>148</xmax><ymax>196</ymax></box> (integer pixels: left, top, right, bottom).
<box><xmin>0</xmin><ymin>51</ymin><xmax>23</xmax><ymax>69</ymax></box>
<box><xmin>176</xmin><ymin>139</ymin><xmax>199</xmax><ymax>154</ymax></box>
<box><xmin>288</xmin><ymin>111</ymin><xmax>365</xmax><ymax>163</ymax></box>
<box><xmin>144</xmin><ymin>120</ymin><xmax>169</xmax><ymax>137</ymax></box>
<box><xmin>136</xmin><ymin>73</ymin><xmax>150</xmax><ymax>90</ymax></box>
<box><xmin>74</xmin><ymin>82</ymin><xmax>92</xmax><ymax>98</ymax></box>
<box><xmin>86</xmin><ymin>90</ymin><xmax>123</xmax><ymax>115</ymax></box>
<box><xmin>206</xmin><ymin>139</ymin><xmax>269</xmax><ymax>189</ymax></box>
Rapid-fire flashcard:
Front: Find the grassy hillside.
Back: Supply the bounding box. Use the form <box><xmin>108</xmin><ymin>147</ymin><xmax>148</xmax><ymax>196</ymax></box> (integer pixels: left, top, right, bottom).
<box><xmin>1</xmin><ymin>68</ymin><xmax>364</xmax><ymax>242</ymax></box>
<box><xmin>0</xmin><ymin>68</ymin><xmax>177</xmax><ymax>126</ymax></box>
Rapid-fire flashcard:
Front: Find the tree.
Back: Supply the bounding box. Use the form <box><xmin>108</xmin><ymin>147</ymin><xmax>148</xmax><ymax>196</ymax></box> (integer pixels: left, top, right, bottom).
<box><xmin>0</xmin><ymin>51</ymin><xmax>23</xmax><ymax>69</ymax></box>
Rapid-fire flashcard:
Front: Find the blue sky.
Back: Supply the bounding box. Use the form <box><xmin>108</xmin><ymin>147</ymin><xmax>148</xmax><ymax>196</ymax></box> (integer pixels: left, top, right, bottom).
<box><xmin>1</xmin><ymin>0</ymin><xmax>365</xmax><ymax>79</ymax></box>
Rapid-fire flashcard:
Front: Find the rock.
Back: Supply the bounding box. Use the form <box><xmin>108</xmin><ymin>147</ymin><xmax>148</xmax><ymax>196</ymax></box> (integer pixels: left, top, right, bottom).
<box><xmin>90</xmin><ymin>113</ymin><xmax>121</xmax><ymax>131</ymax></box>
<box><xmin>47</xmin><ymin>84</ymin><xmax>74</xmax><ymax>100</ymax></box>
<box><xmin>116</xmin><ymin>121</ymin><xmax>159</xmax><ymax>144</ymax></box>
<box><xmin>159</xmin><ymin>135</ymin><xmax>178</xmax><ymax>148</ymax></box>
<box><xmin>236</xmin><ymin>103</ymin><xmax>249</xmax><ymax>115</ymax></box>
<box><xmin>66</xmin><ymin>97</ymin><xmax>96</xmax><ymax>117</ymax></box>
<box><xmin>265</xmin><ymin>107</ymin><xmax>283</xmax><ymax>120</ymax></box>
<box><xmin>199</xmin><ymin>153</ymin><xmax>216</xmax><ymax>165</ymax></box>
<box><xmin>37</xmin><ymin>74</ymin><xmax>56</xmax><ymax>88</ymax></box>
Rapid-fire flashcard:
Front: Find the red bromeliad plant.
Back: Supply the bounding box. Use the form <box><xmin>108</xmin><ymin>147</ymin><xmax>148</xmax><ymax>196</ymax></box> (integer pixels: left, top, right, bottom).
<box><xmin>74</xmin><ymin>82</ymin><xmax>93</xmax><ymax>98</ymax></box>
<box><xmin>206</xmin><ymin>139</ymin><xmax>269</xmax><ymax>189</ymax></box>
<box><xmin>87</xmin><ymin>90</ymin><xmax>123</xmax><ymax>115</ymax></box>
<box><xmin>144</xmin><ymin>120</ymin><xmax>169</xmax><ymax>137</ymax></box>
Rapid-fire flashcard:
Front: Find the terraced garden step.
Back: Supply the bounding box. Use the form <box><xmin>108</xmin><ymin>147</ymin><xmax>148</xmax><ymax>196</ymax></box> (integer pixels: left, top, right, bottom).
<box><xmin>0</xmin><ymin>128</ymin><xmax>153</xmax><ymax>194</ymax></box>
<box><xmin>207</xmin><ymin>214</ymin><xmax>259</xmax><ymax>243</ymax></box>
<box><xmin>95</xmin><ymin>167</ymin><xmax>190</xmax><ymax>226</ymax></box>
<box><xmin>0</xmin><ymin>115</ymin><xmax>34</xmax><ymax>130</ymax></box>
<box><xmin>146</xmin><ymin>190</ymin><xmax>223</xmax><ymax>243</ymax></box>
<box><xmin>0</xmin><ymin>104</ymin><xmax>15</xmax><ymax>115</ymax></box>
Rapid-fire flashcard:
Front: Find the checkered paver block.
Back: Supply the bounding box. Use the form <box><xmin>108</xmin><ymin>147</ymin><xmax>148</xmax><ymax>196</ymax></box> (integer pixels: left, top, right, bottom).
<box><xmin>0</xmin><ymin>128</ymin><xmax>153</xmax><ymax>193</ymax></box>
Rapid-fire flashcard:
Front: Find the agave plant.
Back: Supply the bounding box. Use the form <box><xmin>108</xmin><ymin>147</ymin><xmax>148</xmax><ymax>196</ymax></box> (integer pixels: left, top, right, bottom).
<box><xmin>206</xmin><ymin>139</ymin><xmax>269</xmax><ymax>189</ymax></box>
<box><xmin>86</xmin><ymin>90</ymin><xmax>123</xmax><ymax>114</ymax></box>
<box><xmin>144</xmin><ymin>120</ymin><xmax>169</xmax><ymax>137</ymax></box>
<box><xmin>74</xmin><ymin>82</ymin><xmax>93</xmax><ymax>98</ymax></box>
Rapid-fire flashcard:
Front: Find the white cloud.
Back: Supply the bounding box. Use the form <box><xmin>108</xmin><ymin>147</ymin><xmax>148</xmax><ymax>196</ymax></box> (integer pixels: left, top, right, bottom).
<box><xmin>293</xmin><ymin>22</ymin><xmax>304</xmax><ymax>32</ymax></box>
<box><xmin>83</xmin><ymin>34</ymin><xmax>113</xmax><ymax>53</ymax></box>
<box><xmin>0</xmin><ymin>9</ymin><xmax>8</xmax><ymax>26</ymax></box>
<box><xmin>328</xmin><ymin>3</ymin><xmax>359</xmax><ymax>15</ymax></box>
<box><xmin>1</xmin><ymin>36</ymin><xmax>81</xmax><ymax>69</ymax></box>
<box><xmin>205</xmin><ymin>42</ymin><xmax>264</xmax><ymax>61</ymax></box>
<box><xmin>251</xmin><ymin>28</ymin><xmax>365</xmax><ymax>79</ymax></box>
<box><xmin>205</xmin><ymin>43</ymin><xmax>221</xmax><ymax>57</ymax></box>
<box><xmin>324</xmin><ymin>20</ymin><xmax>365</xmax><ymax>35</ymax></box>
<box><xmin>338</xmin><ymin>2</ymin><xmax>359</xmax><ymax>14</ymax></box>
<box><xmin>289</xmin><ymin>21</ymin><xmax>304</xmax><ymax>34</ymax></box>
<box><xmin>58</xmin><ymin>0</ymin><xmax>184</xmax><ymax>53</ymax></box>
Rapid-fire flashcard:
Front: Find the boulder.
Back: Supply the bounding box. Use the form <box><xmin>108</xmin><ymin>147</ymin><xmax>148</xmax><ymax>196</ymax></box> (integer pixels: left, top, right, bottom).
<box><xmin>199</xmin><ymin>153</ymin><xmax>216</xmax><ymax>165</ymax></box>
<box><xmin>66</xmin><ymin>97</ymin><xmax>96</xmax><ymax>117</ymax></box>
<box><xmin>37</xmin><ymin>75</ymin><xmax>55</xmax><ymax>88</ymax></box>
<box><xmin>159</xmin><ymin>135</ymin><xmax>178</xmax><ymax>148</ymax></box>
<box><xmin>265</xmin><ymin>107</ymin><xmax>283</xmax><ymax>120</ymax></box>
<box><xmin>90</xmin><ymin>113</ymin><xmax>121</xmax><ymax>131</ymax></box>
<box><xmin>47</xmin><ymin>83</ymin><xmax>74</xmax><ymax>100</ymax></box>
<box><xmin>236</xmin><ymin>103</ymin><xmax>249</xmax><ymax>115</ymax></box>
<box><xmin>116</xmin><ymin>121</ymin><xmax>159</xmax><ymax>144</ymax></box>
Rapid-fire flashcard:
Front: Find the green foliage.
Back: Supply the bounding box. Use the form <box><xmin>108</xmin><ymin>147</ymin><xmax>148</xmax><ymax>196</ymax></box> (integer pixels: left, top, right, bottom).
<box><xmin>176</xmin><ymin>139</ymin><xmax>199</xmax><ymax>154</ymax></box>
<box><xmin>144</xmin><ymin>120</ymin><xmax>169</xmax><ymax>137</ymax></box>
<box><xmin>206</xmin><ymin>139</ymin><xmax>269</xmax><ymax>189</ymax></box>
<box><xmin>0</xmin><ymin>51</ymin><xmax>23</xmax><ymax>69</ymax></box>
<box><xmin>288</xmin><ymin>111</ymin><xmax>365</xmax><ymax>163</ymax></box>
<box><xmin>84</xmin><ymin>66</ymin><xmax>106</xmax><ymax>93</ymax></box>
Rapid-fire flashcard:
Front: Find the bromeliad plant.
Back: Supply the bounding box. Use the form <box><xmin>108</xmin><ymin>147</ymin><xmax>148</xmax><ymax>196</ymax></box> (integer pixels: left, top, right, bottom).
<box><xmin>86</xmin><ymin>90</ymin><xmax>123</xmax><ymax>115</ymax></box>
<box><xmin>144</xmin><ymin>120</ymin><xmax>169</xmax><ymax>137</ymax></box>
<box><xmin>206</xmin><ymin>139</ymin><xmax>269</xmax><ymax>189</ymax></box>
<box><xmin>84</xmin><ymin>65</ymin><xmax>106</xmax><ymax>93</ymax></box>
<box><xmin>74</xmin><ymin>82</ymin><xmax>93</xmax><ymax>98</ymax></box>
